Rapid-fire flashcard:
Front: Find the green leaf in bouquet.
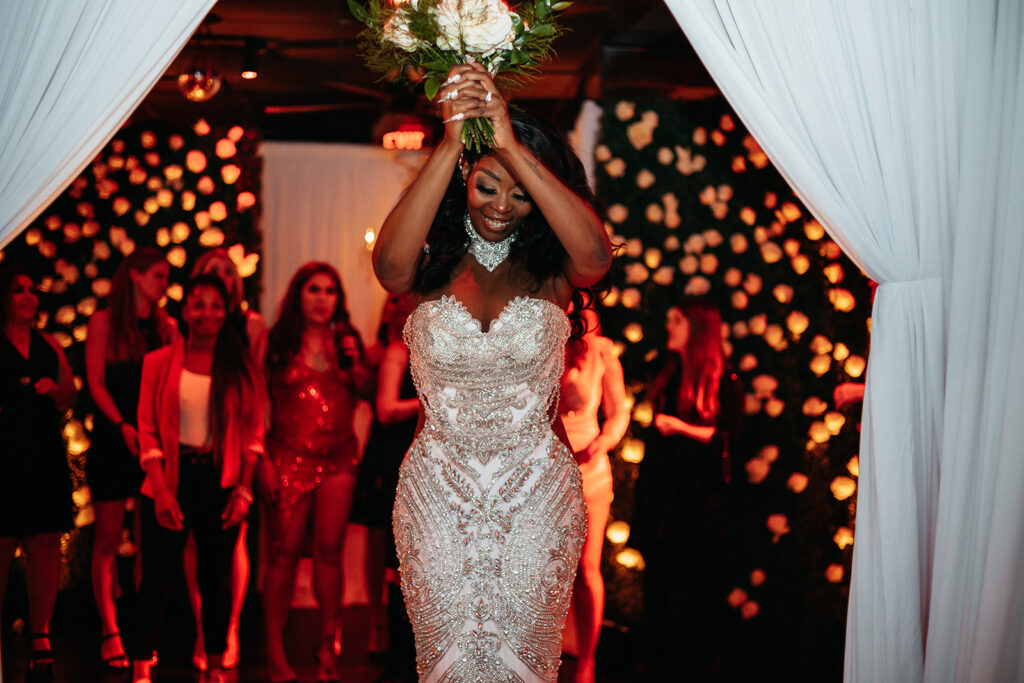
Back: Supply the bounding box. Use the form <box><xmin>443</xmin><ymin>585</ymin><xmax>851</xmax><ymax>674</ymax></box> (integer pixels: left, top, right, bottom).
<box><xmin>531</xmin><ymin>23</ymin><xmax>555</xmax><ymax>37</ymax></box>
<box><xmin>369</xmin><ymin>0</ymin><xmax>381</xmax><ymax>18</ymax></box>
<box><xmin>424</xmin><ymin>77</ymin><xmax>441</xmax><ymax>101</ymax></box>
<box><xmin>423</xmin><ymin>59</ymin><xmax>450</xmax><ymax>73</ymax></box>
<box><xmin>535</xmin><ymin>1</ymin><xmax>549</xmax><ymax>20</ymax></box>
<box><xmin>347</xmin><ymin>0</ymin><xmax>369</xmax><ymax>24</ymax></box>
<box><xmin>511</xmin><ymin>13</ymin><xmax>524</xmax><ymax>32</ymax></box>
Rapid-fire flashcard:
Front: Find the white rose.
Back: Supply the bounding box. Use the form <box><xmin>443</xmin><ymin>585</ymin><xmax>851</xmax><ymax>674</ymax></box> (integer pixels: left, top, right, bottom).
<box><xmin>383</xmin><ymin>7</ymin><xmax>422</xmax><ymax>52</ymax></box>
<box><xmin>436</xmin><ymin>0</ymin><xmax>517</xmax><ymax>57</ymax></box>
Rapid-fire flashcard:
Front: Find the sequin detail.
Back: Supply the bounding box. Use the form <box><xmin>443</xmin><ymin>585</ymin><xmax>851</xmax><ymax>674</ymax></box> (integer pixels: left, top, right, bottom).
<box><xmin>395</xmin><ymin>296</ymin><xmax>586</xmax><ymax>682</ymax></box>
<box><xmin>267</xmin><ymin>361</ymin><xmax>359</xmax><ymax>552</ymax></box>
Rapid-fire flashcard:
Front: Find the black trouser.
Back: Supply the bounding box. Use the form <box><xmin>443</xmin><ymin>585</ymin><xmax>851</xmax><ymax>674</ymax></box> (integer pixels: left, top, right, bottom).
<box><xmin>126</xmin><ymin>452</ymin><xmax>235</xmax><ymax>660</ymax></box>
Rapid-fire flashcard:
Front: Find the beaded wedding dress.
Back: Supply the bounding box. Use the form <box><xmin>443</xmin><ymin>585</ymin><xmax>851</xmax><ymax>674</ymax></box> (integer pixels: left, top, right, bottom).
<box><xmin>394</xmin><ymin>295</ymin><xmax>587</xmax><ymax>682</ymax></box>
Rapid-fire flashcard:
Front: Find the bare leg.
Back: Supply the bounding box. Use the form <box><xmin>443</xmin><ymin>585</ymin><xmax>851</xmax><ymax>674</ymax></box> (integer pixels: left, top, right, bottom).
<box><xmin>222</xmin><ymin>521</ymin><xmax>248</xmax><ymax>668</ymax></box>
<box><xmin>312</xmin><ymin>473</ymin><xmax>356</xmax><ymax>681</ymax></box>
<box><xmin>22</xmin><ymin>533</ymin><xmax>62</xmax><ymax>669</ymax></box>
<box><xmin>573</xmin><ymin>471</ymin><xmax>612</xmax><ymax>683</ymax></box>
<box><xmin>183</xmin><ymin>529</ymin><xmax>206</xmax><ymax>671</ymax></box>
<box><xmin>263</xmin><ymin>494</ymin><xmax>314</xmax><ymax>683</ymax></box>
<box><xmin>92</xmin><ymin>500</ymin><xmax>129</xmax><ymax>667</ymax></box>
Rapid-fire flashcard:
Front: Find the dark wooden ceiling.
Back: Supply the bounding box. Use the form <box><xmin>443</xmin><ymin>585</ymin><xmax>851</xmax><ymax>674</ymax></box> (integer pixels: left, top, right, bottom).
<box><xmin>132</xmin><ymin>0</ymin><xmax>716</xmax><ymax>142</ymax></box>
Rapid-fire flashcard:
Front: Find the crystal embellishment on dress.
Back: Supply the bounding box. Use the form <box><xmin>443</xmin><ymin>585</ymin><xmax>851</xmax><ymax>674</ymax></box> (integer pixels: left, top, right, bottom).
<box><xmin>394</xmin><ymin>295</ymin><xmax>587</xmax><ymax>682</ymax></box>
<box><xmin>464</xmin><ymin>211</ymin><xmax>516</xmax><ymax>272</ymax></box>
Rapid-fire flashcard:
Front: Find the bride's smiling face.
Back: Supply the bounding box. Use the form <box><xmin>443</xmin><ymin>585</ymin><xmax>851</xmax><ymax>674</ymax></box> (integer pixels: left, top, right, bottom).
<box><xmin>464</xmin><ymin>156</ymin><xmax>533</xmax><ymax>242</ymax></box>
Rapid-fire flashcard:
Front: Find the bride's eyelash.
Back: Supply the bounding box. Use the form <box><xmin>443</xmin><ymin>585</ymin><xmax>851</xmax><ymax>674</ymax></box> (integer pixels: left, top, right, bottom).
<box><xmin>476</xmin><ymin>185</ymin><xmax>530</xmax><ymax>203</ymax></box>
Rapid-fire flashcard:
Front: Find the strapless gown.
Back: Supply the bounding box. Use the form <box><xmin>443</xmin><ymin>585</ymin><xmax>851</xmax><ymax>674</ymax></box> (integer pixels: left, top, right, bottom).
<box><xmin>394</xmin><ymin>295</ymin><xmax>587</xmax><ymax>682</ymax></box>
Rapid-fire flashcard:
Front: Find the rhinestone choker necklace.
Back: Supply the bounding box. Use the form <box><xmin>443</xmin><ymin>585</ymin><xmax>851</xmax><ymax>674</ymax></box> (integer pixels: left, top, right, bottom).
<box><xmin>464</xmin><ymin>212</ymin><xmax>516</xmax><ymax>272</ymax></box>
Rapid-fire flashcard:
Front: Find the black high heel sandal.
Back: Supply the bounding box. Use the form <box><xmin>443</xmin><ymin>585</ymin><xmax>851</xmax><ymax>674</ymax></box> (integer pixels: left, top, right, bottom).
<box><xmin>101</xmin><ymin>631</ymin><xmax>131</xmax><ymax>671</ymax></box>
<box><xmin>28</xmin><ymin>632</ymin><xmax>55</xmax><ymax>676</ymax></box>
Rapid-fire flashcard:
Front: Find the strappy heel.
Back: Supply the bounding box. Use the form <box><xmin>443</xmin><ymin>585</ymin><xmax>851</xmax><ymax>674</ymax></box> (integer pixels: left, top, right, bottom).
<box><xmin>101</xmin><ymin>631</ymin><xmax>130</xmax><ymax>671</ymax></box>
<box><xmin>28</xmin><ymin>632</ymin><xmax>54</xmax><ymax>676</ymax></box>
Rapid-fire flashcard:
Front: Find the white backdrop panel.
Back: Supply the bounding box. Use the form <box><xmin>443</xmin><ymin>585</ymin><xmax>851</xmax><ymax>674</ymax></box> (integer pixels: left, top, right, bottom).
<box><xmin>260</xmin><ymin>141</ymin><xmax>426</xmax><ymax>343</ymax></box>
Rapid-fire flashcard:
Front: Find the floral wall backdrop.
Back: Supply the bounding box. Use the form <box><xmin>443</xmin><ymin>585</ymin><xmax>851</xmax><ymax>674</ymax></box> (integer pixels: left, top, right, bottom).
<box><xmin>595</xmin><ymin>97</ymin><xmax>870</xmax><ymax>678</ymax></box>
<box><xmin>0</xmin><ymin>118</ymin><xmax>261</xmax><ymax>591</ymax></box>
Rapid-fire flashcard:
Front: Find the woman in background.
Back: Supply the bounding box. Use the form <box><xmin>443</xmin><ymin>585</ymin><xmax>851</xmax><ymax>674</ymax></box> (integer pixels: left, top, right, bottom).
<box><xmin>184</xmin><ymin>248</ymin><xmax>267</xmax><ymax>671</ymax></box>
<box><xmin>127</xmin><ymin>275</ymin><xmax>262</xmax><ymax>683</ymax></box>
<box><xmin>263</xmin><ymin>262</ymin><xmax>370</xmax><ymax>683</ymax></box>
<box><xmin>85</xmin><ymin>248</ymin><xmax>175</xmax><ymax>671</ymax></box>
<box><xmin>0</xmin><ymin>267</ymin><xmax>76</xmax><ymax>676</ymax></box>
<box><xmin>351</xmin><ymin>292</ymin><xmax>418</xmax><ymax>658</ymax></box>
<box><xmin>633</xmin><ymin>299</ymin><xmax>743</xmax><ymax>681</ymax></box>
<box><xmin>558</xmin><ymin>305</ymin><xmax>629</xmax><ymax>683</ymax></box>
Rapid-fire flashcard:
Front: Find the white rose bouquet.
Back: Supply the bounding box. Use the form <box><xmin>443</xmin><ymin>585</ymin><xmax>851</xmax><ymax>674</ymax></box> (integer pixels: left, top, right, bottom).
<box><xmin>349</xmin><ymin>0</ymin><xmax>571</xmax><ymax>151</ymax></box>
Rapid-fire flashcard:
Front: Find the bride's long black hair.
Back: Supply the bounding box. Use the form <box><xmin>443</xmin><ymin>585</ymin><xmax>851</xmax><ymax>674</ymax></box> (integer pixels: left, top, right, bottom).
<box><xmin>412</xmin><ymin>109</ymin><xmax>603</xmax><ymax>341</ymax></box>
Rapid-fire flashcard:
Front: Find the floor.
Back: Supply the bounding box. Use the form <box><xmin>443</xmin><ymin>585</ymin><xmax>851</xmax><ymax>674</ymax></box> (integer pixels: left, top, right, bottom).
<box><xmin>0</xmin><ymin>602</ymin><xmax>634</xmax><ymax>683</ymax></box>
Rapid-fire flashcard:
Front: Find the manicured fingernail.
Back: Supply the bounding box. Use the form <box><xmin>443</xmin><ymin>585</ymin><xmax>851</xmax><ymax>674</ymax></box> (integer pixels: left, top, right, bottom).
<box><xmin>442</xmin><ymin>73</ymin><xmax>462</xmax><ymax>86</ymax></box>
<box><xmin>484</xmin><ymin>91</ymin><xmax>492</xmax><ymax>103</ymax></box>
<box><xmin>443</xmin><ymin>113</ymin><xmax>465</xmax><ymax>123</ymax></box>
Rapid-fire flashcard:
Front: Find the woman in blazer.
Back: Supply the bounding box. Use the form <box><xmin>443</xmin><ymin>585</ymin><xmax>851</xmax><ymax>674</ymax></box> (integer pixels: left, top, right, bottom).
<box><xmin>127</xmin><ymin>274</ymin><xmax>263</xmax><ymax>683</ymax></box>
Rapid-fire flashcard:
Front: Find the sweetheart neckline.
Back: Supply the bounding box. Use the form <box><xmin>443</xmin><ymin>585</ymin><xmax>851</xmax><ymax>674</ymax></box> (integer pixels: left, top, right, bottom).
<box><xmin>419</xmin><ymin>294</ymin><xmax>565</xmax><ymax>334</ymax></box>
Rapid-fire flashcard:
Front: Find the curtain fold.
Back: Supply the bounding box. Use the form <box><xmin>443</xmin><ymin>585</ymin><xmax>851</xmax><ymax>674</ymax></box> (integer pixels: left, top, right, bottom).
<box><xmin>663</xmin><ymin>1</ymin><xmax>1022</xmax><ymax>680</ymax></box>
<box><xmin>0</xmin><ymin>0</ymin><xmax>216</xmax><ymax>247</ymax></box>
<box><xmin>925</xmin><ymin>3</ymin><xmax>1024</xmax><ymax>681</ymax></box>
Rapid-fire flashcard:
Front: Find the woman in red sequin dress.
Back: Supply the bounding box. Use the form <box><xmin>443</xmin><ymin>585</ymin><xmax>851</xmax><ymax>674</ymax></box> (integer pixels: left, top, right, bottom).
<box><xmin>262</xmin><ymin>262</ymin><xmax>370</xmax><ymax>683</ymax></box>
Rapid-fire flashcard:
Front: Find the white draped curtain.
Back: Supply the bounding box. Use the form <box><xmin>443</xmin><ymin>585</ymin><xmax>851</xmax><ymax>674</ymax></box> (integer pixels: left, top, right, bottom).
<box><xmin>664</xmin><ymin>1</ymin><xmax>1023</xmax><ymax>681</ymax></box>
<box><xmin>0</xmin><ymin>0</ymin><xmax>216</xmax><ymax>247</ymax></box>
<box><xmin>260</xmin><ymin>141</ymin><xmax>427</xmax><ymax>343</ymax></box>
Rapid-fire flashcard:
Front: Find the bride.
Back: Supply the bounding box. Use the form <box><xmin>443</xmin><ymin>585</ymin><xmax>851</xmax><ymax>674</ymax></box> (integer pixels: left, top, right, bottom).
<box><xmin>372</xmin><ymin>62</ymin><xmax>612</xmax><ymax>682</ymax></box>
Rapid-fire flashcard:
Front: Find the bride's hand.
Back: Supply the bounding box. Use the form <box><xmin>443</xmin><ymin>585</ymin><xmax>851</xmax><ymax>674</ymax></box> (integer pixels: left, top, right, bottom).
<box><xmin>436</xmin><ymin>62</ymin><xmax>513</xmax><ymax>149</ymax></box>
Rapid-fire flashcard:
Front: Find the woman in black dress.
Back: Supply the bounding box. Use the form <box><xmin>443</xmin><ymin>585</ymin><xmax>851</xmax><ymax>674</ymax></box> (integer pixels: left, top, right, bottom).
<box><xmin>84</xmin><ymin>248</ymin><xmax>175</xmax><ymax>670</ymax></box>
<box><xmin>633</xmin><ymin>299</ymin><xmax>743</xmax><ymax>681</ymax></box>
<box><xmin>351</xmin><ymin>292</ymin><xmax>418</xmax><ymax>657</ymax></box>
<box><xmin>0</xmin><ymin>267</ymin><xmax>76</xmax><ymax>675</ymax></box>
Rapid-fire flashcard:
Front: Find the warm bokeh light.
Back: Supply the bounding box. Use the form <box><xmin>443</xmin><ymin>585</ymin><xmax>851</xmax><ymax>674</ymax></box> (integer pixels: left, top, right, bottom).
<box><xmin>787</xmin><ymin>472</ymin><xmax>809</xmax><ymax>493</ymax></box>
<box><xmin>847</xmin><ymin>456</ymin><xmax>859</xmax><ymax>477</ymax></box>
<box><xmin>833</xmin><ymin>526</ymin><xmax>854</xmax><ymax>550</ymax></box>
<box><xmin>802</xmin><ymin>396</ymin><xmax>827</xmax><ymax>416</ymax></box>
<box><xmin>844</xmin><ymin>354</ymin><xmax>866</xmax><ymax>378</ymax></box>
<box><xmin>623</xmin><ymin>322</ymin><xmax>644</xmax><ymax>343</ymax></box>
<box><xmin>620</xmin><ymin>437</ymin><xmax>646</xmax><ymax>463</ymax></box>
<box><xmin>830</xmin><ymin>476</ymin><xmax>857</xmax><ymax>501</ymax></box>
<box><xmin>237</xmin><ymin>191</ymin><xmax>257</xmax><ymax>211</ymax></box>
<box><xmin>221</xmin><ymin>164</ymin><xmax>242</xmax><ymax>184</ymax></box>
<box><xmin>605</xmin><ymin>520</ymin><xmax>631</xmax><ymax>544</ymax></box>
<box><xmin>185</xmin><ymin>149</ymin><xmax>207</xmax><ymax>173</ymax></box>
<box><xmin>615</xmin><ymin>548</ymin><xmax>645</xmax><ymax>570</ymax></box>
<box><xmin>809</xmin><ymin>421</ymin><xmax>831</xmax><ymax>444</ymax></box>
<box><xmin>215</xmin><ymin>139</ymin><xmax>237</xmax><ymax>159</ymax></box>
<box><xmin>766</xmin><ymin>514</ymin><xmax>790</xmax><ymax>542</ymax></box>
<box><xmin>810</xmin><ymin>354</ymin><xmax>832</xmax><ymax>377</ymax></box>
<box><xmin>824</xmin><ymin>411</ymin><xmax>846</xmax><ymax>435</ymax></box>
<box><xmin>198</xmin><ymin>228</ymin><xmax>225</xmax><ymax>247</ymax></box>
<box><xmin>825</xmin><ymin>564</ymin><xmax>845</xmax><ymax>583</ymax></box>
<box><xmin>166</xmin><ymin>246</ymin><xmax>187</xmax><ymax>268</ymax></box>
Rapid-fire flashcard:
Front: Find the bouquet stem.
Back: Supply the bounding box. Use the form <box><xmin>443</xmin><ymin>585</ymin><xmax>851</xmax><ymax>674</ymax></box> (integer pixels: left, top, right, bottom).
<box><xmin>462</xmin><ymin>117</ymin><xmax>495</xmax><ymax>153</ymax></box>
